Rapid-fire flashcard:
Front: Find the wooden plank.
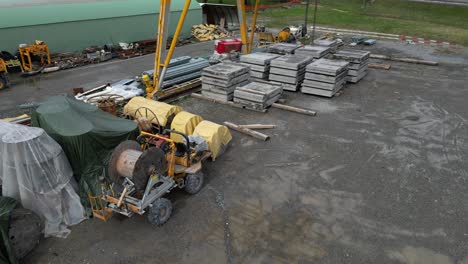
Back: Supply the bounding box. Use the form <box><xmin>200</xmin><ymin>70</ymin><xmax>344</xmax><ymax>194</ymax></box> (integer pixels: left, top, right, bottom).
<box><xmin>224</xmin><ymin>121</ymin><xmax>270</xmax><ymax>141</ymax></box>
<box><xmin>370</xmin><ymin>54</ymin><xmax>438</xmax><ymax>66</ymax></box>
<box><xmin>239</xmin><ymin>124</ymin><xmax>276</xmax><ymax>129</ymax></box>
<box><xmin>271</xmin><ymin>103</ymin><xmax>317</xmax><ymax>116</ymax></box>
<box><xmin>368</xmin><ymin>63</ymin><xmax>391</xmax><ymax>70</ymax></box>
<box><xmin>191</xmin><ymin>93</ymin><xmax>268</xmax><ymax>113</ymax></box>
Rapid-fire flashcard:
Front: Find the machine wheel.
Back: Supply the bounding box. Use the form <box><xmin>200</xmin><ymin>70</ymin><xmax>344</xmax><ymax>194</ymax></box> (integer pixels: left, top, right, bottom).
<box><xmin>0</xmin><ymin>74</ymin><xmax>9</xmax><ymax>90</ymax></box>
<box><xmin>184</xmin><ymin>171</ymin><xmax>204</xmax><ymax>194</ymax></box>
<box><xmin>147</xmin><ymin>198</ymin><xmax>172</xmax><ymax>226</ymax></box>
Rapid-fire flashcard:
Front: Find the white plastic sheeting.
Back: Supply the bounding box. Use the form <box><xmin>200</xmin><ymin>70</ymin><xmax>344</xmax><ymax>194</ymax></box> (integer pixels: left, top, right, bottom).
<box><xmin>0</xmin><ymin>121</ymin><xmax>85</xmax><ymax>238</ymax></box>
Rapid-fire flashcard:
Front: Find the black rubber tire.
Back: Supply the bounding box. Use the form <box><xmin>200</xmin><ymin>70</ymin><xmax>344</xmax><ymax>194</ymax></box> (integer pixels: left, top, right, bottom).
<box><xmin>184</xmin><ymin>171</ymin><xmax>204</xmax><ymax>194</ymax></box>
<box><xmin>147</xmin><ymin>198</ymin><xmax>172</xmax><ymax>226</ymax></box>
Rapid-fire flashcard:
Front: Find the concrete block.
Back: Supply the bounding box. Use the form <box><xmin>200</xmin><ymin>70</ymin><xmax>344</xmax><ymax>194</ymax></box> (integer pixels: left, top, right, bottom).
<box><xmin>270</xmin><ymin>54</ymin><xmax>314</xmax><ymax>70</ymax></box>
<box><xmin>202</xmin><ymin>63</ymin><xmax>250</xmax><ymax>79</ymax></box>
<box><xmin>240</xmin><ymin>52</ymin><xmax>281</xmax><ymax>65</ymax></box>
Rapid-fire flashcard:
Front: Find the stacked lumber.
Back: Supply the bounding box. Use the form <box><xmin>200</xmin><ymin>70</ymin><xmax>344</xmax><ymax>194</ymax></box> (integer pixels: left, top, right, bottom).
<box><xmin>294</xmin><ymin>45</ymin><xmax>330</xmax><ymax>59</ymax></box>
<box><xmin>333</xmin><ymin>49</ymin><xmax>370</xmax><ymax>83</ymax></box>
<box><xmin>268</xmin><ymin>54</ymin><xmax>314</xmax><ymax>91</ymax></box>
<box><xmin>201</xmin><ymin>63</ymin><xmax>250</xmax><ymax>101</ymax></box>
<box><xmin>301</xmin><ymin>58</ymin><xmax>349</xmax><ymax>97</ymax></box>
<box><xmin>192</xmin><ymin>24</ymin><xmax>229</xmax><ymax>41</ymax></box>
<box><xmin>267</xmin><ymin>43</ymin><xmax>301</xmax><ymax>55</ymax></box>
<box><xmin>234</xmin><ymin>81</ymin><xmax>283</xmax><ymax>111</ymax></box>
<box><xmin>240</xmin><ymin>52</ymin><xmax>280</xmax><ymax>81</ymax></box>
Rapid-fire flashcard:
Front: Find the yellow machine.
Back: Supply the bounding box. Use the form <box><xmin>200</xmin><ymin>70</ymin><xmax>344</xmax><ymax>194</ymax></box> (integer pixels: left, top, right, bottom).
<box><xmin>0</xmin><ymin>59</ymin><xmax>11</xmax><ymax>90</ymax></box>
<box><xmin>18</xmin><ymin>40</ymin><xmax>51</xmax><ymax>71</ymax></box>
<box><xmin>89</xmin><ymin>130</ymin><xmax>211</xmax><ymax>225</ymax></box>
<box><xmin>143</xmin><ymin>0</ymin><xmax>261</xmax><ymax>99</ymax></box>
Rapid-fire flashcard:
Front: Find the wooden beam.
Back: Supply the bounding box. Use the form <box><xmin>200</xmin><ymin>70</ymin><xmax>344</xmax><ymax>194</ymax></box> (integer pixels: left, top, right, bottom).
<box><xmin>370</xmin><ymin>54</ymin><xmax>438</xmax><ymax>66</ymax></box>
<box><xmin>224</xmin><ymin>121</ymin><xmax>270</xmax><ymax>141</ymax></box>
<box><xmin>271</xmin><ymin>103</ymin><xmax>317</xmax><ymax>116</ymax></box>
<box><xmin>239</xmin><ymin>124</ymin><xmax>276</xmax><ymax>129</ymax></box>
<box><xmin>368</xmin><ymin>63</ymin><xmax>391</xmax><ymax>70</ymax></box>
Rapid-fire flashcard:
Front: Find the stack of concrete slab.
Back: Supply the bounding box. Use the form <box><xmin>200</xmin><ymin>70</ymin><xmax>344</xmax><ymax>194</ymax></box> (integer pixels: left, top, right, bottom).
<box><xmin>234</xmin><ymin>81</ymin><xmax>283</xmax><ymax>111</ymax></box>
<box><xmin>294</xmin><ymin>45</ymin><xmax>330</xmax><ymax>59</ymax></box>
<box><xmin>314</xmin><ymin>38</ymin><xmax>339</xmax><ymax>52</ymax></box>
<box><xmin>302</xmin><ymin>58</ymin><xmax>349</xmax><ymax>97</ymax></box>
<box><xmin>333</xmin><ymin>49</ymin><xmax>370</xmax><ymax>83</ymax></box>
<box><xmin>240</xmin><ymin>53</ymin><xmax>280</xmax><ymax>81</ymax></box>
<box><xmin>201</xmin><ymin>63</ymin><xmax>250</xmax><ymax>101</ymax></box>
<box><xmin>268</xmin><ymin>55</ymin><xmax>314</xmax><ymax>91</ymax></box>
<box><xmin>267</xmin><ymin>43</ymin><xmax>301</xmax><ymax>55</ymax></box>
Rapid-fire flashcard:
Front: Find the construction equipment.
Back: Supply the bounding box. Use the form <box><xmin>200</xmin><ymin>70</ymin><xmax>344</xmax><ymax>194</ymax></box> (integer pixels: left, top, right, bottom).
<box><xmin>0</xmin><ymin>59</ymin><xmax>11</xmax><ymax>90</ymax></box>
<box><xmin>143</xmin><ymin>0</ymin><xmax>261</xmax><ymax>99</ymax></box>
<box><xmin>18</xmin><ymin>40</ymin><xmax>51</xmax><ymax>71</ymax></box>
<box><xmin>89</xmin><ymin>130</ymin><xmax>211</xmax><ymax>225</ymax></box>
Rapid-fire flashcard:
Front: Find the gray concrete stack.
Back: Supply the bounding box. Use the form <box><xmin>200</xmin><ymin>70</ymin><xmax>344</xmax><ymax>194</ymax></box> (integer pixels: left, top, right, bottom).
<box><xmin>267</xmin><ymin>43</ymin><xmax>301</xmax><ymax>55</ymax></box>
<box><xmin>333</xmin><ymin>49</ymin><xmax>370</xmax><ymax>83</ymax></box>
<box><xmin>314</xmin><ymin>38</ymin><xmax>339</xmax><ymax>52</ymax></box>
<box><xmin>294</xmin><ymin>45</ymin><xmax>330</xmax><ymax>59</ymax></box>
<box><xmin>201</xmin><ymin>63</ymin><xmax>250</xmax><ymax>101</ymax></box>
<box><xmin>234</xmin><ymin>81</ymin><xmax>283</xmax><ymax>111</ymax></box>
<box><xmin>268</xmin><ymin>54</ymin><xmax>314</xmax><ymax>92</ymax></box>
<box><xmin>240</xmin><ymin>53</ymin><xmax>280</xmax><ymax>81</ymax></box>
<box><xmin>301</xmin><ymin>58</ymin><xmax>349</xmax><ymax>97</ymax></box>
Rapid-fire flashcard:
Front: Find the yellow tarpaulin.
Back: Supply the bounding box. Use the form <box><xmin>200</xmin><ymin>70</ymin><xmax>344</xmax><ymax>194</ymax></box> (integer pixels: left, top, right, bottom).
<box><xmin>123</xmin><ymin>96</ymin><xmax>183</xmax><ymax>127</ymax></box>
<box><xmin>170</xmin><ymin>111</ymin><xmax>204</xmax><ymax>142</ymax></box>
<box><xmin>193</xmin><ymin>120</ymin><xmax>232</xmax><ymax>161</ymax></box>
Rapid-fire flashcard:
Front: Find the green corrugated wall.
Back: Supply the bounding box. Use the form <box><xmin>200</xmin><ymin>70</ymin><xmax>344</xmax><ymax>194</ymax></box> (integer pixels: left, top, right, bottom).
<box><xmin>0</xmin><ymin>0</ymin><xmax>202</xmax><ymax>53</ymax></box>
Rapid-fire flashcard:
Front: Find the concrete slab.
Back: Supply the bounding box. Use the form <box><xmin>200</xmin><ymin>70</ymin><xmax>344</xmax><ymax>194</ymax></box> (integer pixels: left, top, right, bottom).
<box><xmin>305</xmin><ymin>71</ymin><xmax>348</xmax><ymax>83</ymax></box>
<box><xmin>294</xmin><ymin>45</ymin><xmax>330</xmax><ymax>58</ymax></box>
<box><xmin>202</xmin><ymin>73</ymin><xmax>250</xmax><ymax>87</ymax></box>
<box><xmin>269</xmin><ymin>73</ymin><xmax>305</xmax><ymax>84</ymax></box>
<box><xmin>303</xmin><ymin>78</ymin><xmax>346</xmax><ymax>90</ymax></box>
<box><xmin>201</xmin><ymin>90</ymin><xmax>234</xmax><ymax>101</ymax></box>
<box><xmin>234</xmin><ymin>82</ymin><xmax>282</xmax><ymax>102</ymax></box>
<box><xmin>240</xmin><ymin>63</ymin><xmax>270</xmax><ymax>72</ymax></box>
<box><xmin>269</xmin><ymin>67</ymin><xmax>305</xmax><ymax>77</ymax></box>
<box><xmin>348</xmin><ymin>61</ymin><xmax>369</xmax><ymax>70</ymax></box>
<box><xmin>234</xmin><ymin>93</ymin><xmax>281</xmax><ymax>110</ymax></box>
<box><xmin>267</xmin><ymin>43</ymin><xmax>301</xmax><ymax>54</ymax></box>
<box><xmin>333</xmin><ymin>49</ymin><xmax>371</xmax><ymax>63</ymax></box>
<box><xmin>240</xmin><ymin>52</ymin><xmax>281</xmax><ymax>65</ymax></box>
<box><xmin>270</xmin><ymin>54</ymin><xmax>314</xmax><ymax>70</ymax></box>
<box><xmin>202</xmin><ymin>80</ymin><xmax>249</xmax><ymax>94</ymax></box>
<box><xmin>347</xmin><ymin>71</ymin><xmax>368</xmax><ymax>83</ymax></box>
<box><xmin>307</xmin><ymin>58</ymin><xmax>349</xmax><ymax>76</ymax></box>
<box><xmin>250</xmin><ymin>71</ymin><xmax>269</xmax><ymax>79</ymax></box>
<box><xmin>301</xmin><ymin>86</ymin><xmax>339</xmax><ymax>97</ymax></box>
<box><xmin>348</xmin><ymin>67</ymin><xmax>368</xmax><ymax>77</ymax></box>
<box><xmin>202</xmin><ymin>63</ymin><xmax>250</xmax><ymax>79</ymax></box>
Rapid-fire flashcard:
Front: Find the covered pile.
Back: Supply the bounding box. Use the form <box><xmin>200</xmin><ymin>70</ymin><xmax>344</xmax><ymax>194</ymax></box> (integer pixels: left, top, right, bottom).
<box><xmin>302</xmin><ymin>58</ymin><xmax>349</xmax><ymax>97</ymax></box>
<box><xmin>201</xmin><ymin>63</ymin><xmax>250</xmax><ymax>101</ymax></box>
<box><xmin>269</xmin><ymin>54</ymin><xmax>314</xmax><ymax>91</ymax></box>
<box><xmin>240</xmin><ymin>52</ymin><xmax>280</xmax><ymax>81</ymax></box>
<box><xmin>0</xmin><ymin>120</ymin><xmax>85</xmax><ymax>238</ymax></box>
<box><xmin>333</xmin><ymin>49</ymin><xmax>370</xmax><ymax>83</ymax></box>
<box><xmin>234</xmin><ymin>81</ymin><xmax>283</xmax><ymax>111</ymax></box>
<box><xmin>31</xmin><ymin>96</ymin><xmax>139</xmax><ymax>212</ymax></box>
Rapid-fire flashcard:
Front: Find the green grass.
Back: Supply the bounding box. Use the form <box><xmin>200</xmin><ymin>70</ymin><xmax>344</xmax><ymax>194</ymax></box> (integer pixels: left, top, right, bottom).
<box><xmin>200</xmin><ymin>0</ymin><xmax>468</xmax><ymax>45</ymax></box>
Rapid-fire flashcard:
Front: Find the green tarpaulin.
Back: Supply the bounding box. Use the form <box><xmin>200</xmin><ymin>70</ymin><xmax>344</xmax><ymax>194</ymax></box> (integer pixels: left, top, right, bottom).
<box><xmin>31</xmin><ymin>96</ymin><xmax>138</xmax><ymax>213</ymax></box>
<box><xmin>0</xmin><ymin>197</ymin><xmax>18</xmax><ymax>264</ymax></box>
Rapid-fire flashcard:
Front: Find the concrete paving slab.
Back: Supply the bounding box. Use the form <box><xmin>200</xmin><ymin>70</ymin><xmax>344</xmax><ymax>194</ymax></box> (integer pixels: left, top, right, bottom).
<box><xmin>305</xmin><ymin>71</ymin><xmax>348</xmax><ymax>83</ymax></box>
<box><xmin>201</xmin><ymin>90</ymin><xmax>234</xmax><ymax>101</ymax></box>
<box><xmin>303</xmin><ymin>78</ymin><xmax>346</xmax><ymax>90</ymax></box>
<box><xmin>269</xmin><ymin>73</ymin><xmax>305</xmax><ymax>84</ymax></box>
<box><xmin>270</xmin><ymin>67</ymin><xmax>305</xmax><ymax>77</ymax></box>
<box><xmin>250</xmin><ymin>71</ymin><xmax>269</xmax><ymax>79</ymax></box>
<box><xmin>267</xmin><ymin>43</ymin><xmax>301</xmax><ymax>54</ymax></box>
<box><xmin>202</xmin><ymin>63</ymin><xmax>250</xmax><ymax>79</ymax></box>
<box><xmin>240</xmin><ymin>52</ymin><xmax>281</xmax><ymax>65</ymax></box>
<box><xmin>347</xmin><ymin>71</ymin><xmax>368</xmax><ymax>83</ymax></box>
<box><xmin>202</xmin><ymin>73</ymin><xmax>250</xmax><ymax>87</ymax></box>
<box><xmin>270</xmin><ymin>54</ymin><xmax>314</xmax><ymax>70</ymax></box>
<box><xmin>307</xmin><ymin>58</ymin><xmax>349</xmax><ymax>76</ymax></box>
<box><xmin>294</xmin><ymin>45</ymin><xmax>330</xmax><ymax>58</ymax></box>
<box><xmin>334</xmin><ymin>49</ymin><xmax>371</xmax><ymax>63</ymax></box>
<box><xmin>240</xmin><ymin>63</ymin><xmax>270</xmax><ymax>72</ymax></box>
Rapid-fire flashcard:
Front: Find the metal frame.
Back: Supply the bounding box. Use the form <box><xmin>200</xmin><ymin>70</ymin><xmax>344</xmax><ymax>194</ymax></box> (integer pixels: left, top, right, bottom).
<box><xmin>19</xmin><ymin>43</ymin><xmax>51</xmax><ymax>71</ymax></box>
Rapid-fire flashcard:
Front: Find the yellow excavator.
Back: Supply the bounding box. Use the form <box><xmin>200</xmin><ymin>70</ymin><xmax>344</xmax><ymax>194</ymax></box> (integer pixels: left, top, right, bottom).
<box><xmin>142</xmin><ymin>0</ymin><xmax>261</xmax><ymax>99</ymax></box>
<box><xmin>0</xmin><ymin>58</ymin><xmax>11</xmax><ymax>90</ymax></box>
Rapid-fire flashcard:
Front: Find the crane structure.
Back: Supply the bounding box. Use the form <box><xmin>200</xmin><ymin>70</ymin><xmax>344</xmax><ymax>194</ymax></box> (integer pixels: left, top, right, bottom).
<box><xmin>143</xmin><ymin>0</ymin><xmax>261</xmax><ymax>99</ymax></box>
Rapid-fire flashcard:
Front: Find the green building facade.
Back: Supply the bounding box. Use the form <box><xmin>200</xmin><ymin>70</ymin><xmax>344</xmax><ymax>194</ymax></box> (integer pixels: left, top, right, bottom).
<box><xmin>0</xmin><ymin>0</ymin><xmax>202</xmax><ymax>53</ymax></box>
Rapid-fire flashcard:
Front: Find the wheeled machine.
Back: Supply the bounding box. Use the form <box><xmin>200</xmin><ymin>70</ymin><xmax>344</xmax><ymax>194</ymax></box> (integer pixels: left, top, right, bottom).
<box><xmin>89</xmin><ymin>130</ymin><xmax>210</xmax><ymax>225</ymax></box>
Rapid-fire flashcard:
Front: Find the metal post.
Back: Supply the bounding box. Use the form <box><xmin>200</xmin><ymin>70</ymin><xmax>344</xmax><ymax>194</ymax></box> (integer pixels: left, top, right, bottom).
<box><xmin>303</xmin><ymin>0</ymin><xmax>310</xmax><ymax>36</ymax></box>
<box><xmin>311</xmin><ymin>0</ymin><xmax>319</xmax><ymax>41</ymax></box>
<box><xmin>157</xmin><ymin>0</ymin><xmax>192</xmax><ymax>91</ymax></box>
<box><xmin>248</xmin><ymin>0</ymin><xmax>260</xmax><ymax>53</ymax></box>
<box><xmin>237</xmin><ymin>0</ymin><xmax>249</xmax><ymax>54</ymax></box>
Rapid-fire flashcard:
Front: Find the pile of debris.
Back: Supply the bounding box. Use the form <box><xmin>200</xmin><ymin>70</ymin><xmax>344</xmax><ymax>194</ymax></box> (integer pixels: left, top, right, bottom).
<box><xmin>201</xmin><ymin>63</ymin><xmax>250</xmax><ymax>101</ymax></box>
<box><xmin>302</xmin><ymin>58</ymin><xmax>349</xmax><ymax>97</ymax></box>
<box><xmin>234</xmin><ymin>81</ymin><xmax>282</xmax><ymax>111</ymax></box>
<box><xmin>294</xmin><ymin>45</ymin><xmax>330</xmax><ymax>59</ymax></box>
<box><xmin>192</xmin><ymin>24</ymin><xmax>230</xmax><ymax>41</ymax></box>
<box><xmin>240</xmin><ymin>52</ymin><xmax>280</xmax><ymax>81</ymax></box>
<box><xmin>269</xmin><ymin>54</ymin><xmax>314</xmax><ymax>91</ymax></box>
<box><xmin>267</xmin><ymin>43</ymin><xmax>301</xmax><ymax>55</ymax></box>
<box><xmin>333</xmin><ymin>49</ymin><xmax>370</xmax><ymax>83</ymax></box>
